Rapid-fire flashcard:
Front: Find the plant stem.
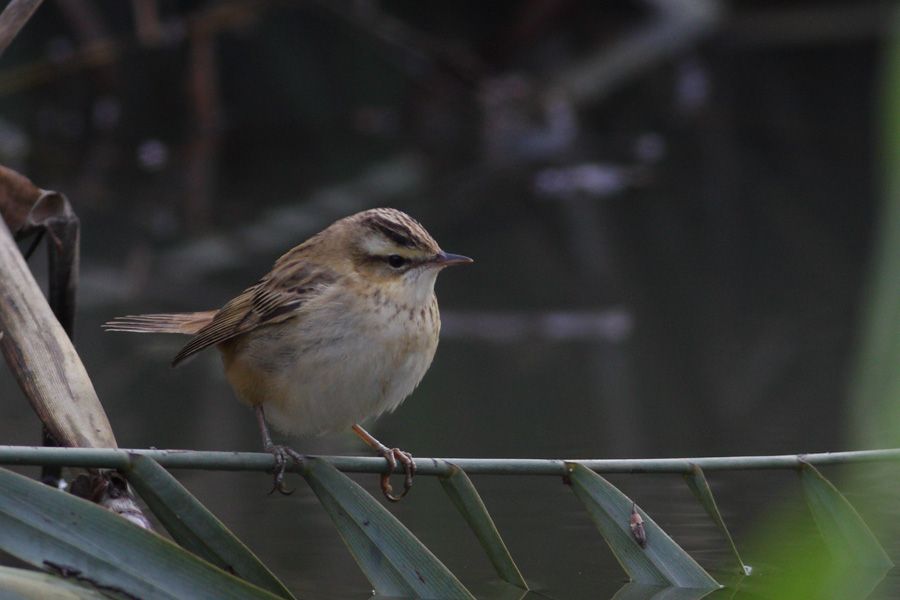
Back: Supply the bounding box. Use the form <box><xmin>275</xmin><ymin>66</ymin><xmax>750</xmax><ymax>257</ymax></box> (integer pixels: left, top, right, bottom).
<box><xmin>0</xmin><ymin>446</ymin><xmax>899</xmax><ymax>476</ymax></box>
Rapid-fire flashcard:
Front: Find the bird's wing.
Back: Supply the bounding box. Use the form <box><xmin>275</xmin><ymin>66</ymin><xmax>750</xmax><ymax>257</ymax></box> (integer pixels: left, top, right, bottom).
<box><xmin>171</xmin><ymin>262</ymin><xmax>339</xmax><ymax>366</ymax></box>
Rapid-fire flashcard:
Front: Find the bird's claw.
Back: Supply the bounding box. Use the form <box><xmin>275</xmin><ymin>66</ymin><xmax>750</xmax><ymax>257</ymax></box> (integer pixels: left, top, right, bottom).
<box><xmin>265</xmin><ymin>444</ymin><xmax>305</xmax><ymax>495</ymax></box>
<box><xmin>379</xmin><ymin>447</ymin><xmax>415</xmax><ymax>502</ymax></box>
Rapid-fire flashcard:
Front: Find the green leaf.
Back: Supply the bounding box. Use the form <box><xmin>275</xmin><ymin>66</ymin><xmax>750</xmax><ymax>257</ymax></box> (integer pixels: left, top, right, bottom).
<box><xmin>683</xmin><ymin>465</ymin><xmax>750</xmax><ymax>575</ymax></box>
<box><xmin>566</xmin><ymin>463</ymin><xmax>720</xmax><ymax>589</ymax></box>
<box><xmin>466</xmin><ymin>580</ymin><xmax>534</xmax><ymax>600</ymax></box>
<box><xmin>0</xmin><ymin>565</ymin><xmax>111</xmax><ymax>599</ymax></box>
<box><xmin>611</xmin><ymin>582</ymin><xmax>719</xmax><ymax>600</ymax></box>
<box><xmin>439</xmin><ymin>463</ymin><xmax>528</xmax><ymax>590</ymax></box>
<box><xmin>122</xmin><ymin>454</ymin><xmax>295</xmax><ymax>599</ymax></box>
<box><xmin>301</xmin><ymin>457</ymin><xmax>474</xmax><ymax>599</ymax></box>
<box><xmin>0</xmin><ymin>466</ymin><xmax>283</xmax><ymax>600</ymax></box>
<box><xmin>799</xmin><ymin>462</ymin><xmax>893</xmax><ymax>570</ymax></box>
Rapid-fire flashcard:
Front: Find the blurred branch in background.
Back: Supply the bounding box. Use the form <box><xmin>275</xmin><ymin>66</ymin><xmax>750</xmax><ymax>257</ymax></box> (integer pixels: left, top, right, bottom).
<box><xmin>130</xmin><ymin>0</ymin><xmax>162</xmax><ymax>46</ymax></box>
<box><xmin>184</xmin><ymin>7</ymin><xmax>224</xmax><ymax>232</ymax></box>
<box><xmin>56</xmin><ymin>0</ymin><xmax>108</xmax><ymax>46</ymax></box>
<box><xmin>0</xmin><ymin>0</ymin><xmax>266</xmax><ymax>95</ymax></box>
<box><xmin>313</xmin><ymin>0</ymin><xmax>486</xmax><ymax>85</ymax></box>
<box><xmin>551</xmin><ymin>0</ymin><xmax>720</xmax><ymax>108</ymax></box>
<box><xmin>0</xmin><ymin>0</ymin><xmax>43</xmax><ymax>59</ymax></box>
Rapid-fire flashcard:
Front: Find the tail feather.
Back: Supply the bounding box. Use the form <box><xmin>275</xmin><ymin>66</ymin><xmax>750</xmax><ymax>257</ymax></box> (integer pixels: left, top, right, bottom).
<box><xmin>103</xmin><ymin>311</ymin><xmax>216</xmax><ymax>335</ymax></box>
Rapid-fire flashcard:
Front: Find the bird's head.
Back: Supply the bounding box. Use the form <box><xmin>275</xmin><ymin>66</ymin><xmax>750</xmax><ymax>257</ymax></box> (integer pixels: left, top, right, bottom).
<box><xmin>316</xmin><ymin>208</ymin><xmax>472</xmax><ymax>304</ymax></box>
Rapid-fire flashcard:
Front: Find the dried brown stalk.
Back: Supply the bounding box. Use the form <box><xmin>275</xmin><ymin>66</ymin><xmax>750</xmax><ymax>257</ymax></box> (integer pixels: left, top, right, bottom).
<box><xmin>0</xmin><ymin>166</ymin><xmax>150</xmax><ymax>528</ymax></box>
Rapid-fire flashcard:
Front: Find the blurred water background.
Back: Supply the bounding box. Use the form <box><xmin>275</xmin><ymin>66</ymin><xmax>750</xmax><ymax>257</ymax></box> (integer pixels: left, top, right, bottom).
<box><xmin>1</xmin><ymin>1</ymin><xmax>899</xmax><ymax>598</ymax></box>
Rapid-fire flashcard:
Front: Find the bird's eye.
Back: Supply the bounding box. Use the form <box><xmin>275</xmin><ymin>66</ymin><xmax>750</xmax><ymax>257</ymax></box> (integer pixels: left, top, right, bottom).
<box><xmin>387</xmin><ymin>255</ymin><xmax>407</xmax><ymax>269</ymax></box>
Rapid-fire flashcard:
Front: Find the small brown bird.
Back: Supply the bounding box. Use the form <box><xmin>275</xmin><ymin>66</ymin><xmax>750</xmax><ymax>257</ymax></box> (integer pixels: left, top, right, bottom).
<box><xmin>104</xmin><ymin>208</ymin><xmax>472</xmax><ymax>500</ymax></box>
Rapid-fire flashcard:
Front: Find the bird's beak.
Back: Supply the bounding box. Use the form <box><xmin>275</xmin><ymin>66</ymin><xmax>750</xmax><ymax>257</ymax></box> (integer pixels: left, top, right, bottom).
<box><xmin>432</xmin><ymin>251</ymin><xmax>473</xmax><ymax>267</ymax></box>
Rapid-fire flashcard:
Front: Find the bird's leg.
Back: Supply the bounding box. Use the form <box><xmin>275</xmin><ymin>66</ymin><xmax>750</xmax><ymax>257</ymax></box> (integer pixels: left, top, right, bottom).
<box><xmin>255</xmin><ymin>404</ymin><xmax>304</xmax><ymax>495</ymax></box>
<box><xmin>352</xmin><ymin>424</ymin><xmax>415</xmax><ymax>502</ymax></box>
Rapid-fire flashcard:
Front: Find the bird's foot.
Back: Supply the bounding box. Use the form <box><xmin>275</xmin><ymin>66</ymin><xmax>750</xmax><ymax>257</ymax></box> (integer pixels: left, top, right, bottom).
<box><xmin>264</xmin><ymin>443</ymin><xmax>305</xmax><ymax>495</ymax></box>
<box><xmin>378</xmin><ymin>447</ymin><xmax>416</xmax><ymax>502</ymax></box>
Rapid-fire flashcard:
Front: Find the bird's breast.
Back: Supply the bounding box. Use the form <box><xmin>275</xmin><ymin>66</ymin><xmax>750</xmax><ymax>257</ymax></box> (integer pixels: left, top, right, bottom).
<box><xmin>222</xmin><ymin>291</ymin><xmax>441</xmax><ymax>436</ymax></box>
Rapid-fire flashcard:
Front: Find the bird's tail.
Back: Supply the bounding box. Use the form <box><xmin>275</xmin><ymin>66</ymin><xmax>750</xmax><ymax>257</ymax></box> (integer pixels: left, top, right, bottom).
<box><xmin>103</xmin><ymin>311</ymin><xmax>216</xmax><ymax>335</ymax></box>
